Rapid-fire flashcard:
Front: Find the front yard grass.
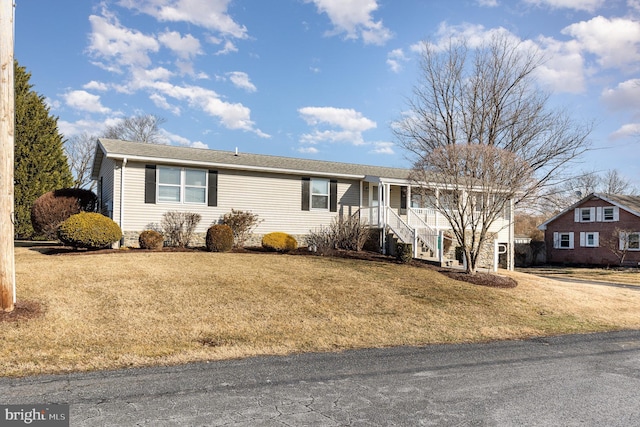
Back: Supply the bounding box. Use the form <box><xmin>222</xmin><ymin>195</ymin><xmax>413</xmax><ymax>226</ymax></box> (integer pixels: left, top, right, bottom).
<box><xmin>2</xmin><ymin>246</ymin><xmax>640</xmax><ymax>377</ymax></box>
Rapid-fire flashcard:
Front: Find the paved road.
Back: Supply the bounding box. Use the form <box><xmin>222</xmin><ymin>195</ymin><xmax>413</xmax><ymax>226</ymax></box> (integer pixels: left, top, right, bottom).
<box><xmin>533</xmin><ymin>274</ymin><xmax>640</xmax><ymax>291</ymax></box>
<box><xmin>2</xmin><ymin>330</ymin><xmax>640</xmax><ymax>426</ymax></box>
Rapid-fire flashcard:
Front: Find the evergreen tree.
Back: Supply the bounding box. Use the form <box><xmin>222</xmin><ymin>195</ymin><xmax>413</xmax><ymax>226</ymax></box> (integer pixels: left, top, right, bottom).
<box><xmin>14</xmin><ymin>61</ymin><xmax>73</xmax><ymax>238</ymax></box>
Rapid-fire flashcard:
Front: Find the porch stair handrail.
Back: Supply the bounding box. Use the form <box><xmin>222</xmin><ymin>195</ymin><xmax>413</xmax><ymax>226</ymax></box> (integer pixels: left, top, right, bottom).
<box><xmin>385</xmin><ymin>207</ymin><xmax>413</xmax><ymax>245</ymax></box>
<box><xmin>407</xmin><ymin>208</ymin><xmax>439</xmax><ymax>255</ymax></box>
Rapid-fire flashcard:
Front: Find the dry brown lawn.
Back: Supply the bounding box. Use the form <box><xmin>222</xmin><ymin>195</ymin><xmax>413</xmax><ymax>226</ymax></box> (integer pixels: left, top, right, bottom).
<box><xmin>2</xmin><ymin>246</ymin><xmax>640</xmax><ymax>377</ymax></box>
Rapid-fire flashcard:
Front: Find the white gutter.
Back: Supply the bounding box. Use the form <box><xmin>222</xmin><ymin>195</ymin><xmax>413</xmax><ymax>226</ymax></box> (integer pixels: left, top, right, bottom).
<box><xmin>120</xmin><ymin>158</ymin><xmax>127</xmax><ymax>246</ymax></box>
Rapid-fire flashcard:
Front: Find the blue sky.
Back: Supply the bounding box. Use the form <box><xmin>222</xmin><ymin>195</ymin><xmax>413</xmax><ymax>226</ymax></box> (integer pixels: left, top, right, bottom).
<box><xmin>13</xmin><ymin>0</ymin><xmax>640</xmax><ymax>186</ymax></box>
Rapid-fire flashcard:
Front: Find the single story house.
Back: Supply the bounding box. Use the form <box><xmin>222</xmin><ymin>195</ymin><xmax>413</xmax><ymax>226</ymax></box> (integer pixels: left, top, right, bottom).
<box><xmin>91</xmin><ymin>138</ymin><xmax>515</xmax><ymax>270</ymax></box>
<box><xmin>538</xmin><ymin>193</ymin><xmax>640</xmax><ymax>266</ymax></box>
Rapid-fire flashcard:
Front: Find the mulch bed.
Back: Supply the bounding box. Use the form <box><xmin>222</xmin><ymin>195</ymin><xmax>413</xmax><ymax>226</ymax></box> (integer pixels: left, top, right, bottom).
<box><xmin>0</xmin><ymin>300</ymin><xmax>44</xmax><ymax>323</ymax></box>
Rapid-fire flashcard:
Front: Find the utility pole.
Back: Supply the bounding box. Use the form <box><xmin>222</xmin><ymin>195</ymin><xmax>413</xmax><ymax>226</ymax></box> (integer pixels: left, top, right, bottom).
<box><xmin>0</xmin><ymin>0</ymin><xmax>15</xmax><ymax>312</ymax></box>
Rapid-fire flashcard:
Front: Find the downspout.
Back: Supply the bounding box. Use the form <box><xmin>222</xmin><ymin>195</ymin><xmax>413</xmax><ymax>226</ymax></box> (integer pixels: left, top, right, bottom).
<box><xmin>509</xmin><ymin>197</ymin><xmax>514</xmax><ymax>271</ymax></box>
<box><xmin>119</xmin><ymin>158</ymin><xmax>127</xmax><ymax>247</ymax></box>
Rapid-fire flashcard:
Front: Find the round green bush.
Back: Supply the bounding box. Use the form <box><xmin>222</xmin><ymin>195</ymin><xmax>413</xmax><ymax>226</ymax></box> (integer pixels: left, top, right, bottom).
<box><xmin>206</xmin><ymin>224</ymin><xmax>234</xmax><ymax>252</ymax></box>
<box><xmin>139</xmin><ymin>230</ymin><xmax>164</xmax><ymax>250</ymax></box>
<box><xmin>261</xmin><ymin>232</ymin><xmax>297</xmax><ymax>252</ymax></box>
<box><xmin>58</xmin><ymin>212</ymin><xmax>122</xmax><ymax>249</ymax></box>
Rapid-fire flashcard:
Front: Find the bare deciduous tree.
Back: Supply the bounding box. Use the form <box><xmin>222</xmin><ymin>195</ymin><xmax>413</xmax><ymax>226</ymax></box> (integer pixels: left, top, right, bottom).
<box><xmin>601</xmin><ymin>227</ymin><xmax>637</xmax><ymax>266</ymax></box>
<box><xmin>103</xmin><ymin>114</ymin><xmax>166</xmax><ymax>144</ymax></box>
<box><xmin>65</xmin><ymin>132</ymin><xmax>97</xmax><ymax>190</ymax></box>
<box><xmin>538</xmin><ymin>168</ymin><xmax>638</xmax><ymax>213</ymax></box>
<box><xmin>394</xmin><ymin>34</ymin><xmax>592</xmax><ymax>274</ymax></box>
<box><xmin>412</xmin><ymin>144</ymin><xmax>534</xmax><ymax>274</ymax></box>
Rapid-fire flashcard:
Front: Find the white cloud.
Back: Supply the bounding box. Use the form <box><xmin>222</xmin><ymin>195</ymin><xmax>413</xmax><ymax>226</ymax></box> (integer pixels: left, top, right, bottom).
<box><xmin>535</xmin><ymin>36</ymin><xmax>586</xmax><ymax>93</ymax></box>
<box><xmin>386</xmin><ymin>48</ymin><xmax>409</xmax><ymax>73</ymax></box>
<box><xmin>215</xmin><ymin>40</ymin><xmax>238</xmax><ymax>55</ymax></box>
<box><xmin>159</xmin><ymin>129</ymin><xmax>209</xmax><ymax>148</ymax></box>
<box><xmin>610</xmin><ymin>122</ymin><xmax>640</xmax><ymax>139</ymax></box>
<box><xmin>158</xmin><ymin>30</ymin><xmax>202</xmax><ymax>59</ymax></box>
<box><xmin>88</xmin><ymin>12</ymin><xmax>159</xmax><ymax>71</ymax></box>
<box><xmin>227</xmin><ymin>71</ymin><xmax>257</xmax><ymax>92</ymax></box>
<box><xmin>298</xmin><ymin>146</ymin><xmax>319</xmax><ymax>154</ymax></box>
<box><xmin>562</xmin><ymin>16</ymin><xmax>640</xmax><ymax>70</ymax></box>
<box><xmin>141</xmin><ymin>81</ymin><xmax>269</xmax><ymax>137</ymax></box>
<box><xmin>412</xmin><ymin>23</ymin><xmax>587</xmax><ymax>94</ymax></box>
<box><xmin>298</xmin><ymin>106</ymin><xmax>376</xmax><ymax>146</ymax></box>
<box><xmin>58</xmin><ymin>117</ymin><xmax>123</xmax><ymax>138</ymax></box>
<box><xmin>305</xmin><ymin>0</ymin><xmax>392</xmax><ymax>45</ymax></box>
<box><xmin>370</xmin><ymin>141</ymin><xmax>395</xmax><ymax>154</ymax></box>
<box><xmin>119</xmin><ymin>0</ymin><xmax>248</xmax><ymax>39</ymax></box>
<box><xmin>63</xmin><ymin>90</ymin><xmax>111</xmax><ymax>114</ymax></box>
<box><xmin>83</xmin><ymin>81</ymin><xmax>109</xmax><ymax>91</ymax></box>
<box><xmin>149</xmin><ymin>93</ymin><xmax>181</xmax><ymax>115</ymax></box>
<box><xmin>476</xmin><ymin>0</ymin><xmax>499</xmax><ymax>6</ymax></box>
<box><xmin>523</xmin><ymin>0</ymin><xmax>605</xmax><ymax>12</ymax></box>
<box><xmin>601</xmin><ymin>79</ymin><xmax>640</xmax><ymax>110</ymax></box>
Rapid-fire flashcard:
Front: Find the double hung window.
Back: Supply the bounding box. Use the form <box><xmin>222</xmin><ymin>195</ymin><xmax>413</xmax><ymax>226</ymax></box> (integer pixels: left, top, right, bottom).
<box><xmin>158</xmin><ymin>167</ymin><xmax>206</xmax><ymax>204</ymax></box>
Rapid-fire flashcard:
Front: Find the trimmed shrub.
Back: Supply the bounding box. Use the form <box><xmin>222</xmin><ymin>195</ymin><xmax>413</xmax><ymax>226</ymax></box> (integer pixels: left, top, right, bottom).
<box><xmin>139</xmin><ymin>230</ymin><xmax>164</xmax><ymax>250</ymax></box>
<box><xmin>31</xmin><ymin>188</ymin><xmax>98</xmax><ymax>239</ymax></box>
<box><xmin>306</xmin><ymin>215</ymin><xmax>369</xmax><ymax>255</ymax></box>
<box><xmin>396</xmin><ymin>242</ymin><xmax>413</xmax><ymax>263</ymax></box>
<box><xmin>206</xmin><ymin>224</ymin><xmax>234</xmax><ymax>252</ymax></box>
<box><xmin>58</xmin><ymin>212</ymin><xmax>122</xmax><ymax>249</ymax></box>
<box><xmin>262</xmin><ymin>232</ymin><xmax>298</xmax><ymax>252</ymax></box>
<box><xmin>161</xmin><ymin>211</ymin><xmax>202</xmax><ymax>248</ymax></box>
<box><xmin>221</xmin><ymin>209</ymin><xmax>262</xmax><ymax>247</ymax></box>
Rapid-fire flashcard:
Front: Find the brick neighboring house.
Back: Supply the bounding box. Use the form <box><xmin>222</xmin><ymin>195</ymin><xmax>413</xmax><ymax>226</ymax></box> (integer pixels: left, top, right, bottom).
<box><xmin>538</xmin><ymin>193</ymin><xmax>640</xmax><ymax>266</ymax></box>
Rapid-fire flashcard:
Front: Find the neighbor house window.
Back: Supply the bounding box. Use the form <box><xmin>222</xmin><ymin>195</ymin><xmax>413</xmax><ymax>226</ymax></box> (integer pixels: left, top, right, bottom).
<box><xmin>554</xmin><ymin>232</ymin><xmax>574</xmax><ymax>249</ymax></box>
<box><xmin>158</xmin><ymin>166</ymin><xmax>207</xmax><ymax>204</ymax></box>
<box><xmin>581</xmin><ymin>208</ymin><xmax>592</xmax><ymax>222</ymax></box>
<box><xmin>629</xmin><ymin>232</ymin><xmax>640</xmax><ymax>250</ymax></box>
<box><xmin>580</xmin><ymin>231</ymin><xmax>599</xmax><ymax>247</ymax></box>
<box><xmin>603</xmin><ymin>207</ymin><xmax>615</xmax><ymax>221</ymax></box>
<box><xmin>311</xmin><ymin>178</ymin><xmax>329</xmax><ymax>209</ymax></box>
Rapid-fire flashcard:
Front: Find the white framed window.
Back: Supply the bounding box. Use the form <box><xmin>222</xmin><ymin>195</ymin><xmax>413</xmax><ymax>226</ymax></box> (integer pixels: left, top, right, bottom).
<box><xmin>598</xmin><ymin>206</ymin><xmax>619</xmax><ymax>222</ymax></box>
<box><xmin>621</xmin><ymin>232</ymin><xmax>640</xmax><ymax>251</ymax></box>
<box><xmin>575</xmin><ymin>207</ymin><xmax>595</xmax><ymax>222</ymax></box>
<box><xmin>554</xmin><ymin>232</ymin><xmax>574</xmax><ymax>249</ymax></box>
<box><xmin>580</xmin><ymin>231</ymin><xmax>599</xmax><ymax>247</ymax></box>
<box><xmin>311</xmin><ymin>178</ymin><xmax>329</xmax><ymax>209</ymax></box>
<box><xmin>157</xmin><ymin>166</ymin><xmax>207</xmax><ymax>204</ymax></box>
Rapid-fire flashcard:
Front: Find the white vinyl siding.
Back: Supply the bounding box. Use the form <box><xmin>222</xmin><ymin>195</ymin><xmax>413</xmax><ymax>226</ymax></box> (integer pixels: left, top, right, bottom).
<box><xmin>579</xmin><ymin>231</ymin><xmax>599</xmax><ymax>247</ymax></box>
<box><xmin>116</xmin><ymin>162</ymin><xmax>361</xmax><ymax>237</ymax></box>
<box><xmin>553</xmin><ymin>232</ymin><xmax>574</xmax><ymax>249</ymax></box>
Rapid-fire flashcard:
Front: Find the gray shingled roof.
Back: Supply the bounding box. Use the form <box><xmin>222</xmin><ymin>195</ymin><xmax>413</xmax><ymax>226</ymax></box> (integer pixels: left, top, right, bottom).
<box><xmin>599</xmin><ymin>193</ymin><xmax>640</xmax><ymax>216</ymax></box>
<box><xmin>92</xmin><ymin>138</ymin><xmax>415</xmax><ymax>181</ymax></box>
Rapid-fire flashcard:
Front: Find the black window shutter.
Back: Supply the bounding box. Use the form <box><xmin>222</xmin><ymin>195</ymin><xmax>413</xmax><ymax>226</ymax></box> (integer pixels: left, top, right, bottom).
<box><xmin>144</xmin><ymin>165</ymin><xmax>156</xmax><ymax>204</ymax></box>
<box><xmin>330</xmin><ymin>180</ymin><xmax>338</xmax><ymax>212</ymax></box>
<box><xmin>400</xmin><ymin>186</ymin><xmax>407</xmax><ymax>210</ymax></box>
<box><xmin>208</xmin><ymin>170</ymin><xmax>218</xmax><ymax>207</ymax></box>
<box><xmin>301</xmin><ymin>178</ymin><xmax>310</xmax><ymax>211</ymax></box>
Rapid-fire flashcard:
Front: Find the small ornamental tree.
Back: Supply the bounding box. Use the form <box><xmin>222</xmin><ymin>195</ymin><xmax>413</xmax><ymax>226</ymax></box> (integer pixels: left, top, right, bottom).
<box><xmin>31</xmin><ymin>188</ymin><xmax>98</xmax><ymax>239</ymax></box>
<box><xmin>161</xmin><ymin>211</ymin><xmax>201</xmax><ymax>248</ymax></box>
<box><xmin>221</xmin><ymin>209</ymin><xmax>262</xmax><ymax>248</ymax></box>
